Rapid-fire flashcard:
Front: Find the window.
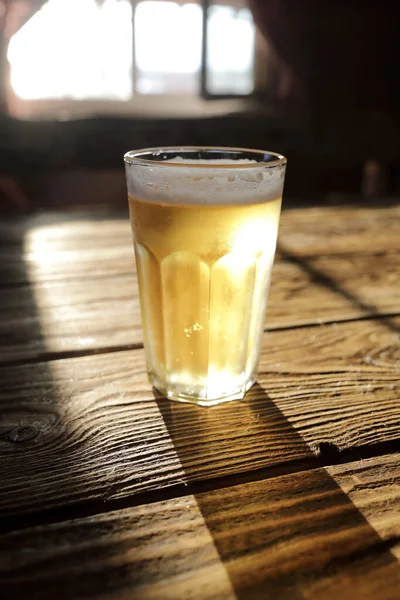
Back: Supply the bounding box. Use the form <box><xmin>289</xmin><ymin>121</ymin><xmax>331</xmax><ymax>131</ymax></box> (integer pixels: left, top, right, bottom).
<box><xmin>6</xmin><ymin>0</ymin><xmax>258</xmax><ymax>116</ymax></box>
<box><xmin>8</xmin><ymin>0</ymin><xmax>133</xmax><ymax>101</ymax></box>
<box><xmin>205</xmin><ymin>1</ymin><xmax>255</xmax><ymax>96</ymax></box>
<box><xmin>135</xmin><ymin>1</ymin><xmax>202</xmax><ymax>95</ymax></box>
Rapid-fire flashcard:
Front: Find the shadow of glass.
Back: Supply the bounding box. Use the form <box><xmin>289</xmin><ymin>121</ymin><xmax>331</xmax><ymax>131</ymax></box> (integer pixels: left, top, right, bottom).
<box><xmin>1</xmin><ymin>209</ymin><xmax>399</xmax><ymax>597</ymax></box>
<box><xmin>156</xmin><ymin>383</ymin><xmax>400</xmax><ymax>598</ymax></box>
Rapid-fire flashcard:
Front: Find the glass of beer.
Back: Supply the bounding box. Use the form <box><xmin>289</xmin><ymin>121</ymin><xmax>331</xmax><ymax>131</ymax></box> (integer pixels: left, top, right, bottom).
<box><xmin>124</xmin><ymin>147</ymin><xmax>286</xmax><ymax>406</ymax></box>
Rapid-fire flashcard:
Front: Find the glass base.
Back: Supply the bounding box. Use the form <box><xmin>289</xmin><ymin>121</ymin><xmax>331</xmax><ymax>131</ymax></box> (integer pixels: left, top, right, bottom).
<box><xmin>150</xmin><ymin>373</ymin><xmax>256</xmax><ymax>407</ymax></box>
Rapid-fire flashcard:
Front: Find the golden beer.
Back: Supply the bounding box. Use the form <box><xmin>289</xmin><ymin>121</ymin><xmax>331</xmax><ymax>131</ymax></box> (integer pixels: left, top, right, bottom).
<box><xmin>125</xmin><ymin>148</ymin><xmax>286</xmax><ymax>405</ymax></box>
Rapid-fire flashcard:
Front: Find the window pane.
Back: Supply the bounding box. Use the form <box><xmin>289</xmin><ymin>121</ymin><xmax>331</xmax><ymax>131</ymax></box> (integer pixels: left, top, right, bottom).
<box><xmin>135</xmin><ymin>1</ymin><xmax>202</xmax><ymax>95</ymax></box>
<box><xmin>7</xmin><ymin>0</ymin><xmax>133</xmax><ymax>101</ymax></box>
<box><xmin>206</xmin><ymin>4</ymin><xmax>255</xmax><ymax>95</ymax></box>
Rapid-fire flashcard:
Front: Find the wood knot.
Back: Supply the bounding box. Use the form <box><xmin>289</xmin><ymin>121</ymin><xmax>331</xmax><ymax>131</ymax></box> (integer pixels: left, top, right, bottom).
<box><xmin>7</xmin><ymin>425</ymin><xmax>40</xmax><ymax>443</ymax></box>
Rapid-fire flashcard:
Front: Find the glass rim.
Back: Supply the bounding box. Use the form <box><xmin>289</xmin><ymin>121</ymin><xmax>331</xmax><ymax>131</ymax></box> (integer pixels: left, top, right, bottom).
<box><xmin>124</xmin><ymin>146</ymin><xmax>287</xmax><ymax>169</ymax></box>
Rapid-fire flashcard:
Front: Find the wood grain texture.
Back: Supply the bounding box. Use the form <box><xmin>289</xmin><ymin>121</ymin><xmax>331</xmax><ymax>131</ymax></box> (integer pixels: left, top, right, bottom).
<box><xmin>269</xmin><ymin>249</ymin><xmax>400</xmax><ymax>325</ymax></box>
<box><xmin>0</xmin><ymin>211</ymin><xmax>131</xmax><ymax>247</ymax></box>
<box><xmin>0</xmin><ymin>245</ymin><xmax>134</xmax><ymax>285</ymax></box>
<box><xmin>0</xmin><ymin>274</ymin><xmax>142</xmax><ymax>362</ymax></box>
<box><xmin>1</xmin><ymin>204</ymin><xmax>400</xmax><ymax>363</ymax></box>
<box><xmin>279</xmin><ymin>203</ymin><xmax>400</xmax><ymax>256</ymax></box>
<box><xmin>329</xmin><ymin>453</ymin><xmax>400</xmax><ymax>561</ymax></box>
<box><xmin>1</xmin><ymin>249</ymin><xmax>400</xmax><ymax>362</ymax></box>
<box><xmin>1</xmin><ymin>454</ymin><xmax>399</xmax><ymax>600</ymax></box>
<box><xmin>1</xmin><ymin>206</ymin><xmax>399</xmax><ymax>599</ymax></box>
<box><xmin>1</xmin><ymin>203</ymin><xmax>400</xmax><ymax>286</ymax></box>
<box><xmin>0</xmin><ymin>317</ymin><xmax>399</xmax><ymax>517</ymax></box>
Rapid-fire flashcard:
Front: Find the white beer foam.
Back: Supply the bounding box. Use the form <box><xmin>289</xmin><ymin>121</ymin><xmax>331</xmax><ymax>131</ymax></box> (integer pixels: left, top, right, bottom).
<box><xmin>126</xmin><ymin>156</ymin><xmax>286</xmax><ymax>205</ymax></box>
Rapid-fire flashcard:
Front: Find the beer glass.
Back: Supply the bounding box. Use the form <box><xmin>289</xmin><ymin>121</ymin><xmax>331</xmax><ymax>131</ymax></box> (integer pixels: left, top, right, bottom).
<box><xmin>124</xmin><ymin>147</ymin><xmax>286</xmax><ymax>406</ymax></box>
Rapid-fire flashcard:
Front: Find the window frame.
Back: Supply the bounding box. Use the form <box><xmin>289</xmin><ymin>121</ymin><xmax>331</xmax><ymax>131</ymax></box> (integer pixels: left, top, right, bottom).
<box><xmin>200</xmin><ymin>0</ymin><xmax>257</xmax><ymax>100</ymax></box>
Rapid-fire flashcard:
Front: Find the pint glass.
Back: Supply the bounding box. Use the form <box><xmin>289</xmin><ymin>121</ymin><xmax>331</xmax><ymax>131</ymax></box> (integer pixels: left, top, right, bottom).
<box><xmin>124</xmin><ymin>147</ymin><xmax>287</xmax><ymax>406</ymax></box>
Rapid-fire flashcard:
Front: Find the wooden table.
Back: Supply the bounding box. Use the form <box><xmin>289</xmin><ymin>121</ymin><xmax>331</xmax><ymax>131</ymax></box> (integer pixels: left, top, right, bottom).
<box><xmin>0</xmin><ymin>201</ymin><xmax>400</xmax><ymax>599</ymax></box>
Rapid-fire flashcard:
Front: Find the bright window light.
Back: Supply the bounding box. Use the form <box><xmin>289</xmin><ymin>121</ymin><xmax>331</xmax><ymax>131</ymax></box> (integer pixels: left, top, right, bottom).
<box><xmin>207</xmin><ymin>5</ymin><xmax>255</xmax><ymax>95</ymax></box>
<box><xmin>135</xmin><ymin>1</ymin><xmax>202</xmax><ymax>94</ymax></box>
<box><xmin>7</xmin><ymin>0</ymin><xmax>255</xmax><ymax>101</ymax></box>
<box><xmin>7</xmin><ymin>0</ymin><xmax>133</xmax><ymax>100</ymax></box>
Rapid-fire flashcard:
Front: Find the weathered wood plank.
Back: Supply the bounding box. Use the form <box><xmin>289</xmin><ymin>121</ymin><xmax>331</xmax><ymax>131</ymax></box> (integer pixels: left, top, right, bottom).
<box><xmin>0</xmin><ymin>454</ymin><xmax>399</xmax><ymax>600</ymax></box>
<box><xmin>1</xmin><ymin>250</ymin><xmax>400</xmax><ymax>362</ymax></box>
<box><xmin>328</xmin><ymin>453</ymin><xmax>400</xmax><ymax>561</ymax></box>
<box><xmin>279</xmin><ymin>203</ymin><xmax>400</xmax><ymax>256</ymax></box>
<box><xmin>0</xmin><ymin>317</ymin><xmax>399</xmax><ymax>517</ymax></box>
<box><xmin>0</xmin><ymin>246</ymin><xmax>134</xmax><ymax>285</ymax></box>
<box><xmin>0</xmin><ymin>213</ymin><xmax>133</xmax><ymax>285</ymax></box>
<box><xmin>270</xmin><ymin>250</ymin><xmax>400</xmax><ymax>325</ymax></box>
<box><xmin>0</xmin><ymin>274</ymin><xmax>142</xmax><ymax>361</ymax></box>
<box><xmin>0</xmin><ymin>211</ymin><xmax>130</xmax><ymax>247</ymax></box>
<box><xmin>1</xmin><ymin>203</ymin><xmax>400</xmax><ymax>286</ymax></box>
<box><xmin>2</xmin><ymin>204</ymin><xmax>399</xmax><ymax>248</ymax></box>
<box><xmin>1</xmin><ymin>204</ymin><xmax>400</xmax><ymax>362</ymax></box>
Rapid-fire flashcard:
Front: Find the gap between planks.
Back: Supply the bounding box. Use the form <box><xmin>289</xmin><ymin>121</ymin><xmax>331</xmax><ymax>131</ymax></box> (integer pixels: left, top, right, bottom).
<box><xmin>1</xmin><ymin>310</ymin><xmax>400</xmax><ymax>538</ymax></box>
<box><xmin>1</xmin><ymin>452</ymin><xmax>400</xmax><ymax>600</ymax></box>
<box><xmin>0</xmin><ymin>436</ymin><xmax>399</xmax><ymax>537</ymax></box>
<box><xmin>2</xmin><ymin>311</ymin><xmax>400</xmax><ymax>369</ymax></box>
